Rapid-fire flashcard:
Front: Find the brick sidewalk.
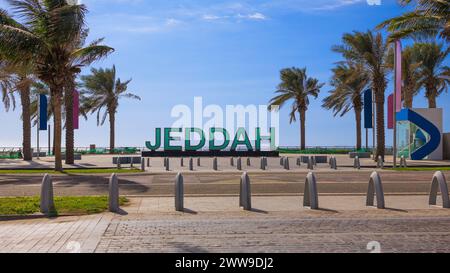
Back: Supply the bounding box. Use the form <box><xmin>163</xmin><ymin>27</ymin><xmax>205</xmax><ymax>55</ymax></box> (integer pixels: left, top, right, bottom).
<box><xmin>1</xmin><ymin>195</ymin><xmax>450</xmax><ymax>253</ymax></box>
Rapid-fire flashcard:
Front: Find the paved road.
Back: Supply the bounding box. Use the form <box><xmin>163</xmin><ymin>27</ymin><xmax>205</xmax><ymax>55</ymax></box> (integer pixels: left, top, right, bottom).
<box><xmin>97</xmin><ymin>214</ymin><xmax>450</xmax><ymax>253</ymax></box>
<box><xmin>0</xmin><ymin>170</ymin><xmax>448</xmax><ymax>197</ymax></box>
<box><xmin>2</xmin><ymin>207</ymin><xmax>450</xmax><ymax>253</ymax></box>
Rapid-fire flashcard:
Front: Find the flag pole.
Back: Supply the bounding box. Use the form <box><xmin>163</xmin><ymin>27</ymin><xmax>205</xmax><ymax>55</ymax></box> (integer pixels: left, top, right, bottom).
<box><xmin>37</xmin><ymin>94</ymin><xmax>40</xmax><ymax>160</ymax></box>
<box><xmin>372</xmin><ymin>89</ymin><xmax>376</xmax><ymax>160</ymax></box>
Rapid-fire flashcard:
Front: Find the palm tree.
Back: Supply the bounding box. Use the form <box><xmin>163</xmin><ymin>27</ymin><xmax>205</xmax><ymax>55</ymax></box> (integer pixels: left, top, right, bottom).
<box><xmin>81</xmin><ymin>66</ymin><xmax>140</xmax><ymax>153</ymax></box>
<box><xmin>0</xmin><ymin>60</ymin><xmax>15</xmax><ymax>112</ymax></box>
<box><xmin>387</xmin><ymin>45</ymin><xmax>423</xmax><ymax>108</ymax></box>
<box><xmin>378</xmin><ymin>0</ymin><xmax>449</xmax><ymax>42</ymax></box>
<box><xmin>0</xmin><ymin>1</ymin><xmax>113</xmax><ymax>171</ymax></box>
<box><xmin>322</xmin><ymin>63</ymin><xmax>369</xmax><ymax>150</ymax></box>
<box><xmin>333</xmin><ymin>31</ymin><xmax>390</xmax><ymax>160</ymax></box>
<box><xmin>0</xmin><ymin>60</ymin><xmax>34</xmax><ymax>161</ymax></box>
<box><xmin>412</xmin><ymin>42</ymin><xmax>449</xmax><ymax>108</ymax></box>
<box><xmin>64</xmin><ymin>35</ymin><xmax>114</xmax><ymax>164</ymax></box>
<box><xmin>268</xmin><ymin>67</ymin><xmax>324</xmax><ymax>150</ymax></box>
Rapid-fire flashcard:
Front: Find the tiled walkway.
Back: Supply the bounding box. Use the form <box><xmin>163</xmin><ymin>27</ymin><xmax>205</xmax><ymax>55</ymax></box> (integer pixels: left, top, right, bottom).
<box><xmin>1</xmin><ymin>196</ymin><xmax>450</xmax><ymax>253</ymax></box>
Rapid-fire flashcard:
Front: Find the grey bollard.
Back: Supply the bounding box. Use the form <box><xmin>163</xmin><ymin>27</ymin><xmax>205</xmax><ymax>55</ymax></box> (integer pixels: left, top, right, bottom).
<box><xmin>429</xmin><ymin>171</ymin><xmax>450</xmax><ymax>208</ymax></box>
<box><xmin>165</xmin><ymin>158</ymin><xmax>170</xmax><ymax>171</ymax></box>
<box><xmin>265</xmin><ymin>157</ymin><xmax>268</xmax><ymax>168</ymax></box>
<box><xmin>400</xmin><ymin>156</ymin><xmax>407</xmax><ymax>168</ymax></box>
<box><xmin>130</xmin><ymin>159</ymin><xmax>134</xmax><ymax>168</ymax></box>
<box><xmin>40</xmin><ymin>174</ymin><xmax>56</xmax><ymax>215</ymax></box>
<box><xmin>189</xmin><ymin>157</ymin><xmax>194</xmax><ymax>171</ymax></box>
<box><xmin>303</xmin><ymin>172</ymin><xmax>319</xmax><ymax>209</ymax></box>
<box><xmin>239</xmin><ymin>172</ymin><xmax>252</xmax><ymax>210</ymax></box>
<box><xmin>109</xmin><ymin>174</ymin><xmax>120</xmax><ymax>213</ymax></box>
<box><xmin>147</xmin><ymin>158</ymin><xmax>150</xmax><ymax>167</ymax></box>
<box><xmin>330</xmin><ymin>157</ymin><xmax>337</xmax><ymax>170</ymax></box>
<box><xmin>377</xmin><ymin>156</ymin><xmax>384</xmax><ymax>169</ymax></box>
<box><xmin>213</xmin><ymin>157</ymin><xmax>218</xmax><ymax>171</ymax></box>
<box><xmin>284</xmin><ymin>157</ymin><xmax>290</xmax><ymax>170</ymax></box>
<box><xmin>366</xmin><ymin>171</ymin><xmax>385</xmax><ymax>209</ymax></box>
<box><xmin>175</xmin><ymin>173</ymin><xmax>184</xmax><ymax>212</ymax></box>
<box><xmin>312</xmin><ymin>156</ymin><xmax>317</xmax><ymax>166</ymax></box>
<box><xmin>117</xmin><ymin>157</ymin><xmax>121</xmax><ymax>169</ymax></box>
<box><xmin>163</xmin><ymin>157</ymin><xmax>167</xmax><ymax>167</ymax></box>
<box><xmin>230</xmin><ymin>157</ymin><xmax>234</xmax><ymax>166</ymax></box>
<box><xmin>197</xmin><ymin>157</ymin><xmax>201</xmax><ymax>167</ymax></box>
<box><xmin>260</xmin><ymin>157</ymin><xmax>266</xmax><ymax>170</ymax></box>
<box><xmin>141</xmin><ymin>158</ymin><xmax>146</xmax><ymax>171</ymax></box>
<box><xmin>237</xmin><ymin>157</ymin><xmax>242</xmax><ymax>171</ymax></box>
<box><xmin>297</xmin><ymin>157</ymin><xmax>301</xmax><ymax>166</ymax></box>
<box><xmin>354</xmin><ymin>156</ymin><xmax>361</xmax><ymax>170</ymax></box>
<box><xmin>280</xmin><ymin>157</ymin><xmax>284</xmax><ymax>166</ymax></box>
<box><xmin>307</xmin><ymin>156</ymin><xmax>314</xmax><ymax>170</ymax></box>
<box><xmin>247</xmin><ymin>158</ymin><xmax>251</xmax><ymax>167</ymax></box>
<box><xmin>181</xmin><ymin>158</ymin><xmax>184</xmax><ymax>167</ymax></box>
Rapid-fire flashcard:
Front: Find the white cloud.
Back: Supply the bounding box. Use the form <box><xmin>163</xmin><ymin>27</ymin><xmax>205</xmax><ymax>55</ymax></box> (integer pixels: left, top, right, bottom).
<box><xmin>246</xmin><ymin>13</ymin><xmax>266</xmax><ymax>20</ymax></box>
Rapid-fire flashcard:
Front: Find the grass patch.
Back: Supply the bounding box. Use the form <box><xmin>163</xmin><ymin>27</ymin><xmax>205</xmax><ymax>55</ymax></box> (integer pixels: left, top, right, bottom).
<box><xmin>0</xmin><ymin>196</ymin><xmax>128</xmax><ymax>216</ymax></box>
<box><xmin>0</xmin><ymin>168</ymin><xmax>143</xmax><ymax>175</ymax></box>
<box><xmin>392</xmin><ymin>167</ymin><xmax>450</xmax><ymax>171</ymax></box>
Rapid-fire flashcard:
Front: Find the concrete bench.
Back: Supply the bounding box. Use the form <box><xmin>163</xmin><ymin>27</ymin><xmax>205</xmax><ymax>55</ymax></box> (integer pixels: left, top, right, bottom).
<box><xmin>32</xmin><ymin>152</ymin><xmax>47</xmax><ymax>157</ymax></box>
<box><xmin>113</xmin><ymin>157</ymin><xmax>142</xmax><ymax>164</ymax></box>
<box><xmin>300</xmin><ymin>156</ymin><xmax>328</xmax><ymax>164</ymax></box>
<box><xmin>349</xmin><ymin>152</ymin><xmax>371</xmax><ymax>159</ymax></box>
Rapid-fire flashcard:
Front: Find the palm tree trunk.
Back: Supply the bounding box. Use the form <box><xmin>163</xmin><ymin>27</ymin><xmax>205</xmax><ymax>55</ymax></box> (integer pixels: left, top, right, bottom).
<box><xmin>64</xmin><ymin>82</ymin><xmax>74</xmax><ymax>165</ymax></box>
<box><xmin>374</xmin><ymin>81</ymin><xmax>386</xmax><ymax>161</ymax></box>
<box><xmin>299</xmin><ymin>108</ymin><xmax>306</xmax><ymax>150</ymax></box>
<box><xmin>18</xmin><ymin>79</ymin><xmax>32</xmax><ymax>161</ymax></box>
<box><xmin>355</xmin><ymin>107</ymin><xmax>362</xmax><ymax>151</ymax></box>
<box><xmin>403</xmin><ymin>85</ymin><xmax>413</xmax><ymax>109</ymax></box>
<box><xmin>109</xmin><ymin>110</ymin><xmax>115</xmax><ymax>153</ymax></box>
<box><xmin>51</xmin><ymin>88</ymin><xmax>63</xmax><ymax>171</ymax></box>
<box><xmin>427</xmin><ymin>87</ymin><xmax>437</xmax><ymax>108</ymax></box>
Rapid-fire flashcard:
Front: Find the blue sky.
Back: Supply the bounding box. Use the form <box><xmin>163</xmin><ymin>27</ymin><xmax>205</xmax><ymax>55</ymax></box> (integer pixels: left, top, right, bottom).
<box><xmin>0</xmin><ymin>0</ymin><xmax>449</xmax><ymax>148</ymax></box>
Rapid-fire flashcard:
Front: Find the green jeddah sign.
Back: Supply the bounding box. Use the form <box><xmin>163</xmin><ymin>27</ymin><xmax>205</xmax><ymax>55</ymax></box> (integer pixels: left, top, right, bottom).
<box><xmin>145</xmin><ymin>127</ymin><xmax>276</xmax><ymax>151</ymax></box>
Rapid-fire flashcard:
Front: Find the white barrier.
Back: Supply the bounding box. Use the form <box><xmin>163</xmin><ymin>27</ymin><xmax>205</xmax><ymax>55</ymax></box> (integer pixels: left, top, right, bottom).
<box><xmin>354</xmin><ymin>156</ymin><xmax>361</xmax><ymax>170</ymax></box>
<box><xmin>303</xmin><ymin>172</ymin><xmax>319</xmax><ymax>209</ymax></box>
<box><xmin>366</xmin><ymin>171</ymin><xmax>385</xmax><ymax>209</ymax></box>
<box><xmin>213</xmin><ymin>157</ymin><xmax>218</xmax><ymax>171</ymax></box>
<box><xmin>40</xmin><ymin>174</ymin><xmax>55</xmax><ymax>215</ymax></box>
<box><xmin>284</xmin><ymin>157</ymin><xmax>290</xmax><ymax>170</ymax></box>
<box><xmin>429</xmin><ymin>171</ymin><xmax>450</xmax><ymax>208</ymax></box>
<box><xmin>400</xmin><ymin>156</ymin><xmax>407</xmax><ymax>168</ymax></box>
<box><xmin>377</xmin><ymin>156</ymin><xmax>384</xmax><ymax>169</ymax></box>
<box><xmin>189</xmin><ymin>158</ymin><xmax>194</xmax><ymax>171</ymax></box>
<box><xmin>175</xmin><ymin>173</ymin><xmax>184</xmax><ymax>212</ymax></box>
<box><xmin>141</xmin><ymin>158</ymin><xmax>145</xmax><ymax>171</ymax></box>
<box><xmin>307</xmin><ymin>157</ymin><xmax>314</xmax><ymax>170</ymax></box>
<box><xmin>109</xmin><ymin>174</ymin><xmax>120</xmax><ymax>213</ymax></box>
<box><xmin>239</xmin><ymin>172</ymin><xmax>252</xmax><ymax>210</ymax></box>
<box><xmin>165</xmin><ymin>158</ymin><xmax>170</xmax><ymax>171</ymax></box>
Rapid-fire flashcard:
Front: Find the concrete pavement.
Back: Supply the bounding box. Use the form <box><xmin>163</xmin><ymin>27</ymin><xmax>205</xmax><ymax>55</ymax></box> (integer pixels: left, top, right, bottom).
<box><xmin>1</xmin><ymin>196</ymin><xmax>450</xmax><ymax>253</ymax></box>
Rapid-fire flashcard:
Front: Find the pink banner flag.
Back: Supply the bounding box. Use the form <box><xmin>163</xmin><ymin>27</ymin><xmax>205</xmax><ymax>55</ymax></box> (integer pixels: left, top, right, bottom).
<box><xmin>73</xmin><ymin>90</ymin><xmax>79</xmax><ymax>130</ymax></box>
<box><xmin>395</xmin><ymin>40</ymin><xmax>402</xmax><ymax>112</ymax></box>
<box><xmin>388</xmin><ymin>94</ymin><xmax>394</xmax><ymax>129</ymax></box>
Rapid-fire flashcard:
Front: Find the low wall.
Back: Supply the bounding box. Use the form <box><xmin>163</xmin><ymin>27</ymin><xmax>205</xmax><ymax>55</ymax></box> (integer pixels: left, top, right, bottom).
<box><xmin>444</xmin><ymin>133</ymin><xmax>450</xmax><ymax>160</ymax></box>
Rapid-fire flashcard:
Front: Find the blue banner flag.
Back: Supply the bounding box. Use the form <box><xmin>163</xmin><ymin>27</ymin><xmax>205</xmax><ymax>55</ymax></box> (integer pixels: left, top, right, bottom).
<box><xmin>39</xmin><ymin>94</ymin><xmax>48</xmax><ymax>131</ymax></box>
<box><xmin>364</xmin><ymin>89</ymin><xmax>373</xmax><ymax>129</ymax></box>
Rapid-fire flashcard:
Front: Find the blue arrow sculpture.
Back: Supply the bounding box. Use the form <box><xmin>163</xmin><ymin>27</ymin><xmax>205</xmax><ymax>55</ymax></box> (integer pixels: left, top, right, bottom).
<box><xmin>396</xmin><ymin>109</ymin><xmax>441</xmax><ymax>160</ymax></box>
